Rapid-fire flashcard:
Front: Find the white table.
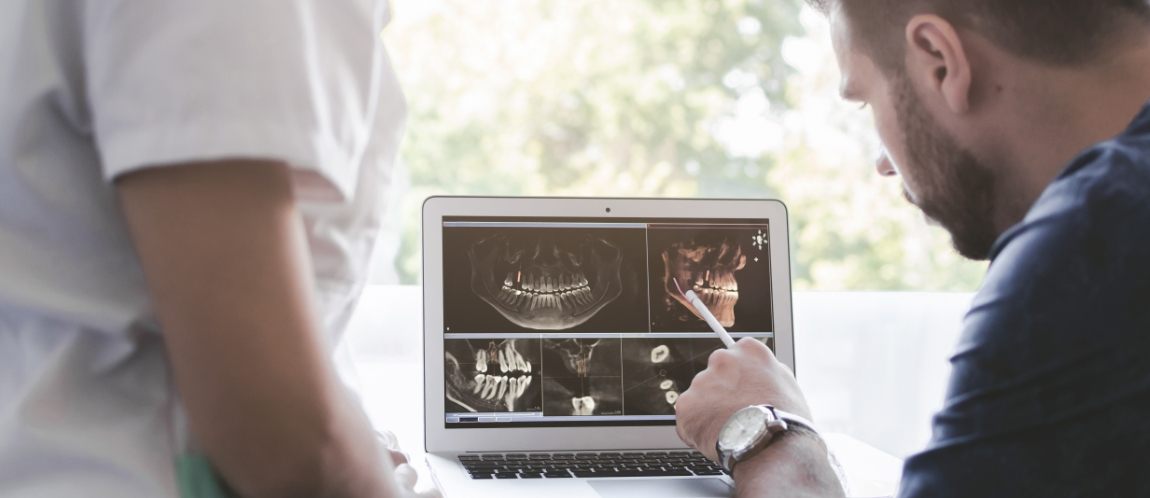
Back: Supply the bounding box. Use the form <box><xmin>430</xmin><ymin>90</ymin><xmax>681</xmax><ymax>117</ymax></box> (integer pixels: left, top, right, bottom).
<box><xmin>340</xmin><ymin>286</ymin><xmax>972</xmax><ymax>496</ymax></box>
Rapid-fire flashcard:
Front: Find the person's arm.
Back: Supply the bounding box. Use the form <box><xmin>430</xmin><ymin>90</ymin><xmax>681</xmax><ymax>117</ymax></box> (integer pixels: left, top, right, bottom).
<box><xmin>731</xmin><ymin>432</ymin><xmax>842</xmax><ymax>497</ymax></box>
<box><xmin>116</xmin><ymin>160</ymin><xmax>402</xmax><ymax>498</ymax></box>
<box><xmin>675</xmin><ymin>338</ymin><xmax>843</xmax><ymax>497</ymax></box>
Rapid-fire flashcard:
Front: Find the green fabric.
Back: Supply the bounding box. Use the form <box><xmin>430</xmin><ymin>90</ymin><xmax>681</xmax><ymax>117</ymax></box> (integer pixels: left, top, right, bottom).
<box><xmin>176</xmin><ymin>454</ymin><xmax>237</xmax><ymax>498</ymax></box>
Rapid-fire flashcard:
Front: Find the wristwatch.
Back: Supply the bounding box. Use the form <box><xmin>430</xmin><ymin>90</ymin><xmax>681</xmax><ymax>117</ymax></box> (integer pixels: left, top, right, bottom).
<box><xmin>715</xmin><ymin>405</ymin><xmax>819</xmax><ymax>473</ymax></box>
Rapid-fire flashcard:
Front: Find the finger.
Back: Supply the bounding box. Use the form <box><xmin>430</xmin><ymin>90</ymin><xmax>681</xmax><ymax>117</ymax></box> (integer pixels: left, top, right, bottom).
<box><xmin>390</xmin><ymin>449</ymin><xmax>409</xmax><ymax>466</ymax></box>
<box><xmin>707</xmin><ymin>348</ymin><xmax>734</xmax><ymax>369</ymax></box>
<box><xmin>736</xmin><ymin>336</ymin><xmax>772</xmax><ymax>359</ymax></box>
<box><xmin>673</xmin><ymin>393</ymin><xmax>694</xmax><ymax>446</ymax></box>
<box><xmin>675</xmin><ymin>418</ymin><xmax>694</xmax><ymax>448</ymax></box>
<box><xmin>393</xmin><ymin>463</ymin><xmax>419</xmax><ymax>491</ymax></box>
<box><xmin>417</xmin><ymin>488</ymin><xmax>444</xmax><ymax>498</ymax></box>
<box><xmin>687</xmin><ymin>369</ymin><xmax>712</xmax><ymax>391</ymax></box>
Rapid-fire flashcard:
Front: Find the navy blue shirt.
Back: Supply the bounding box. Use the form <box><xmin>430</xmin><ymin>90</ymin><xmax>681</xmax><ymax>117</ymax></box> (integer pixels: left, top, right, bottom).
<box><xmin>899</xmin><ymin>103</ymin><xmax>1150</xmax><ymax>497</ymax></box>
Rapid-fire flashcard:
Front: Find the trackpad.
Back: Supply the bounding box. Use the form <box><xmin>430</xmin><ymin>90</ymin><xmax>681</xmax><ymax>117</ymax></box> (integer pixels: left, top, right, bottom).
<box><xmin>589</xmin><ymin>478</ymin><xmax>733</xmax><ymax>498</ymax></box>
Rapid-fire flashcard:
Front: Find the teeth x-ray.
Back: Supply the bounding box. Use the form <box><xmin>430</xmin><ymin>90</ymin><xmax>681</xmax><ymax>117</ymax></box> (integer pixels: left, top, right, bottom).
<box><xmin>540</xmin><ymin>338</ymin><xmax>623</xmax><ymax>416</ymax></box>
<box><xmin>621</xmin><ymin>338</ymin><xmax>732</xmax><ymax>416</ymax></box>
<box><xmin>470</xmin><ymin>234</ymin><xmax>621</xmax><ymax>330</ymax></box>
<box><xmin>442</xmin><ymin>219</ymin><xmax>777</xmax><ymax>427</ymax></box>
<box><xmin>442</xmin><ymin>228</ymin><xmax>648</xmax><ymax>333</ymax></box>
<box><xmin>647</xmin><ymin>225</ymin><xmax>773</xmax><ymax>332</ymax></box>
<box><xmin>444</xmin><ymin>339</ymin><xmax>542</xmax><ymax>413</ymax></box>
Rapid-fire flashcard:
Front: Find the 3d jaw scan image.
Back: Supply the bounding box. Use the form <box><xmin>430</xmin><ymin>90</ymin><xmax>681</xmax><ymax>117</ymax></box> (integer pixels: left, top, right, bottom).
<box><xmin>648</xmin><ymin>225</ymin><xmax>774</xmax><ymax>332</ymax></box>
<box><xmin>540</xmin><ymin>338</ymin><xmax>623</xmax><ymax>416</ymax></box>
<box><xmin>444</xmin><ymin>339</ymin><xmax>542</xmax><ymax>413</ymax></box>
<box><xmin>443</xmin><ymin>227</ymin><xmax>648</xmax><ymax>333</ymax></box>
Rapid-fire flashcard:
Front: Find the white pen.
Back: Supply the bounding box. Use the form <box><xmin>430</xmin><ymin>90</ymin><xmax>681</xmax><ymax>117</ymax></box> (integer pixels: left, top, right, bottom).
<box><xmin>674</xmin><ymin>279</ymin><xmax>737</xmax><ymax>349</ymax></box>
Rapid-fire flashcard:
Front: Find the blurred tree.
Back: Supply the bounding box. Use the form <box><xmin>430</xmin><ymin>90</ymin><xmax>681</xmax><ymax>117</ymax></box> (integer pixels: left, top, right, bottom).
<box><xmin>383</xmin><ymin>0</ymin><xmax>985</xmax><ymax>290</ymax></box>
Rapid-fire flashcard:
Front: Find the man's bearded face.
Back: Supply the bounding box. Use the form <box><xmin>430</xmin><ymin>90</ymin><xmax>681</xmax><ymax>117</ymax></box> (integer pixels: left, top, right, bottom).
<box><xmin>892</xmin><ymin>73</ymin><xmax>999</xmax><ymax>260</ymax></box>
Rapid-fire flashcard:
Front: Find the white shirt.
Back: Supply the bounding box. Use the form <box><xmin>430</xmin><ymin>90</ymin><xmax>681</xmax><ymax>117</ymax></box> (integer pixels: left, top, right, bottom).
<box><xmin>0</xmin><ymin>1</ymin><xmax>405</xmax><ymax>496</ymax></box>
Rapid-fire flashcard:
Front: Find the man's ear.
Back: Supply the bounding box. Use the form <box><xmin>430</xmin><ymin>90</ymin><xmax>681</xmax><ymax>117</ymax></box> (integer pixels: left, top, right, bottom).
<box><xmin>905</xmin><ymin>15</ymin><xmax>972</xmax><ymax>114</ymax></box>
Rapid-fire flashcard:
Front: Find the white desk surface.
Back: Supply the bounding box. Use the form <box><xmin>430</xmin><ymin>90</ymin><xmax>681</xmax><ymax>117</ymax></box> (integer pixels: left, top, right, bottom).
<box><xmin>340</xmin><ymin>286</ymin><xmax>967</xmax><ymax>497</ymax></box>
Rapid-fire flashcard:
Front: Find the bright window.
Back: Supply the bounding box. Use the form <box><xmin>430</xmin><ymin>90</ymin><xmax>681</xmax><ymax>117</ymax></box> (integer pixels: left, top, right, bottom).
<box><xmin>378</xmin><ymin>0</ymin><xmax>985</xmax><ymax>290</ymax></box>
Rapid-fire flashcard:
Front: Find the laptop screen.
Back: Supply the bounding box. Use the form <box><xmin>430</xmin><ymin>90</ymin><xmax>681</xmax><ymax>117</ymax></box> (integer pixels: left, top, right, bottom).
<box><xmin>441</xmin><ymin>216</ymin><xmax>776</xmax><ymax>428</ymax></box>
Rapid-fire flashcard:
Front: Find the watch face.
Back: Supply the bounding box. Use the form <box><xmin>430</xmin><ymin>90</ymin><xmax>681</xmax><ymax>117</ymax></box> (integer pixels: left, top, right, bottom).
<box><xmin>718</xmin><ymin>407</ymin><xmax>767</xmax><ymax>451</ymax></box>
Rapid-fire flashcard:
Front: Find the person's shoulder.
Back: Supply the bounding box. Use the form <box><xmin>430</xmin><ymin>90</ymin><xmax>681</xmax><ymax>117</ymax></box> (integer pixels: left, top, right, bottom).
<box><xmin>971</xmin><ymin>127</ymin><xmax>1150</xmax><ymax>334</ymax></box>
<box><xmin>991</xmin><ymin>128</ymin><xmax>1150</xmax><ymax>263</ymax></box>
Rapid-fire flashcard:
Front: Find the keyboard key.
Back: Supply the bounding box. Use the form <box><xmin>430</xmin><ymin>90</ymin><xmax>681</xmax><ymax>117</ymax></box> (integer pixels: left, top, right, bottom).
<box><xmin>615</xmin><ymin>469</ymin><xmax>693</xmax><ymax>477</ymax></box>
<box><xmin>692</xmin><ymin>470</ymin><xmax>723</xmax><ymax>476</ymax></box>
<box><xmin>544</xmin><ymin>471</ymin><xmax>573</xmax><ymax>478</ymax></box>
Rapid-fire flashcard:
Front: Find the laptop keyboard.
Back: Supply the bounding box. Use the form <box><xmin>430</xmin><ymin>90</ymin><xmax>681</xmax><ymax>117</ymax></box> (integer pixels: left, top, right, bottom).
<box><xmin>459</xmin><ymin>451</ymin><xmax>729</xmax><ymax>479</ymax></box>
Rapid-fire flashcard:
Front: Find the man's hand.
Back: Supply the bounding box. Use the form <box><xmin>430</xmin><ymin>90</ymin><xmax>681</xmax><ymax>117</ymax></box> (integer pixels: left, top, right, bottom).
<box><xmin>675</xmin><ymin>337</ymin><xmax>811</xmax><ymax>461</ymax></box>
<box><xmin>676</xmin><ymin>338</ymin><xmax>843</xmax><ymax>497</ymax></box>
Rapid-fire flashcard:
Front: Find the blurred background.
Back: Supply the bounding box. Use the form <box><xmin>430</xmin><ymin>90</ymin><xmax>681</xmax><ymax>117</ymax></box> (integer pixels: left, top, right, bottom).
<box><xmin>351</xmin><ymin>0</ymin><xmax>986</xmax><ymax>461</ymax></box>
<box><xmin>370</xmin><ymin>0</ymin><xmax>986</xmax><ymax>291</ymax></box>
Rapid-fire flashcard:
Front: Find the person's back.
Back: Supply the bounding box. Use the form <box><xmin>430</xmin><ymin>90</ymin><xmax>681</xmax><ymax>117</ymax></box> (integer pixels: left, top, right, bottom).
<box><xmin>0</xmin><ymin>1</ymin><xmax>408</xmax><ymax>496</ymax></box>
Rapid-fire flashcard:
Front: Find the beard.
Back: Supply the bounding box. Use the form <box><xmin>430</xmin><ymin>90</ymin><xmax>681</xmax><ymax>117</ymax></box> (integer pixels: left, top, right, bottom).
<box><xmin>892</xmin><ymin>74</ymin><xmax>999</xmax><ymax>261</ymax></box>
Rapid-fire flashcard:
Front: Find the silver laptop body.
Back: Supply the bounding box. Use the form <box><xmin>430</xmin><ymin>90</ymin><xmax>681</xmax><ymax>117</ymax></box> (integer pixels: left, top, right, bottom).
<box><xmin>422</xmin><ymin>197</ymin><xmax>795</xmax><ymax>497</ymax></box>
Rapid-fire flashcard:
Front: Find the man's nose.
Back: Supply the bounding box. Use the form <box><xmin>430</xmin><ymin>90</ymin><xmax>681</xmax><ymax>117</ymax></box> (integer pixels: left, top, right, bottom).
<box><xmin>875</xmin><ymin>148</ymin><xmax>897</xmax><ymax>177</ymax></box>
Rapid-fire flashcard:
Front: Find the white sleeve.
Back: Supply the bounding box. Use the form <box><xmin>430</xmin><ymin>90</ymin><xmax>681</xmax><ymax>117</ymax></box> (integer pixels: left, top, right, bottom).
<box><xmin>84</xmin><ymin>0</ymin><xmax>393</xmax><ymax>200</ymax></box>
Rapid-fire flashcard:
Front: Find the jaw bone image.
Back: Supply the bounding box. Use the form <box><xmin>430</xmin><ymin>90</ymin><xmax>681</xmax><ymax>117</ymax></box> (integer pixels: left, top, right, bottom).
<box><xmin>541</xmin><ymin>338</ymin><xmax>623</xmax><ymax>416</ymax></box>
<box><xmin>621</xmin><ymin>339</ymin><xmax>720</xmax><ymax>416</ymax></box>
<box><xmin>661</xmin><ymin>235</ymin><xmax>747</xmax><ymax>327</ymax></box>
<box><xmin>468</xmin><ymin>233</ymin><xmax>624</xmax><ymax>330</ymax></box>
<box><xmin>445</xmin><ymin>339</ymin><xmax>542</xmax><ymax>413</ymax></box>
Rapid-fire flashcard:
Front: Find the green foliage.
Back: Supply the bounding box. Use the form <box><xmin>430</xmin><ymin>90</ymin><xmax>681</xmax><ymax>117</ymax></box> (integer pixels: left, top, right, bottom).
<box><xmin>384</xmin><ymin>0</ymin><xmax>985</xmax><ymax>290</ymax></box>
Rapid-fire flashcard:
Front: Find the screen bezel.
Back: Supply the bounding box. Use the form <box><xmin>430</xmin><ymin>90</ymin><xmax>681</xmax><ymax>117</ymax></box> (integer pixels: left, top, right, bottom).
<box><xmin>423</xmin><ymin>197</ymin><xmax>794</xmax><ymax>453</ymax></box>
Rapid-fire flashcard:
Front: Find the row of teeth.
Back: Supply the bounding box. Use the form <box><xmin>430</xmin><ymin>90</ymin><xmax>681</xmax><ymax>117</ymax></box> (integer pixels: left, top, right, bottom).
<box><xmin>494</xmin><ymin>287</ymin><xmax>595</xmax><ymax>310</ymax></box>
<box><xmin>473</xmin><ymin>374</ymin><xmax>532</xmax><ymax>400</ymax></box>
<box><xmin>697</xmin><ymin>289</ymin><xmax>739</xmax><ymax>308</ymax></box>
<box><xmin>691</xmin><ymin>269</ymin><xmax>739</xmax><ymax>293</ymax></box>
<box><xmin>504</xmin><ymin>273</ymin><xmax>589</xmax><ymax>294</ymax></box>
<box><xmin>476</xmin><ymin>346</ymin><xmax>532</xmax><ymax>373</ymax></box>
<box><xmin>694</xmin><ymin>285</ymin><xmax>738</xmax><ymax>294</ymax></box>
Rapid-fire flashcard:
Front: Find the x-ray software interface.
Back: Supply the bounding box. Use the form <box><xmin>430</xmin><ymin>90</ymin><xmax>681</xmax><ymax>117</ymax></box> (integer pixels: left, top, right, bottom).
<box><xmin>442</xmin><ymin>217</ymin><xmax>775</xmax><ymax>428</ymax></box>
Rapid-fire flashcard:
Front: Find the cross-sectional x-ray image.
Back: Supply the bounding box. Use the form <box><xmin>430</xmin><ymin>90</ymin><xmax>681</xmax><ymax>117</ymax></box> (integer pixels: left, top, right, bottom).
<box><xmin>540</xmin><ymin>338</ymin><xmax>623</xmax><ymax>416</ymax></box>
<box><xmin>621</xmin><ymin>338</ymin><xmax>726</xmax><ymax>416</ymax></box>
<box><xmin>647</xmin><ymin>225</ymin><xmax>773</xmax><ymax>332</ymax></box>
<box><xmin>444</xmin><ymin>339</ymin><xmax>542</xmax><ymax>413</ymax></box>
<box><xmin>443</xmin><ymin>228</ymin><xmax>648</xmax><ymax>333</ymax></box>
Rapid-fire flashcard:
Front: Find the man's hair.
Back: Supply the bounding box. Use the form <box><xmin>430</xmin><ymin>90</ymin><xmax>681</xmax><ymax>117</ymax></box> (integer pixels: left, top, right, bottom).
<box><xmin>808</xmin><ymin>0</ymin><xmax>1150</xmax><ymax>71</ymax></box>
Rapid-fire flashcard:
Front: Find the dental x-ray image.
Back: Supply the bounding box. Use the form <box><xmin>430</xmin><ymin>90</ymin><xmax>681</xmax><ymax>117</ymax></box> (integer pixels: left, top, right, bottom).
<box><xmin>444</xmin><ymin>339</ymin><xmax>542</xmax><ymax>413</ymax></box>
<box><xmin>647</xmin><ymin>225</ymin><xmax>773</xmax><ymax>332</ymax></box>
<box><xmin>618</xmin><ymin>337</ymin><xmax>769</xmax><ymax>415</ymax></box>
<box><xmin>443</xmin><ymin>227</ymin><xmax>648</xmax><ymax>333</ymax></box>
<box><xmin>540</xmin><ymin>338</ymin><xmax>623</xmax><ymax>416</ymax></box>
<box><xmin>620</xmin><ymin>338</ymin><xmax>721</xmax><ymax>416</ymax></box>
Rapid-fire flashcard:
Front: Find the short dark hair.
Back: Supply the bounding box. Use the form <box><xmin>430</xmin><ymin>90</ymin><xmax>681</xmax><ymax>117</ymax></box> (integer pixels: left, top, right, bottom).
<box><xmin>808</xmin><ymin>0</ymin><xmax>1150</xmax><ymax>71</ymax></box>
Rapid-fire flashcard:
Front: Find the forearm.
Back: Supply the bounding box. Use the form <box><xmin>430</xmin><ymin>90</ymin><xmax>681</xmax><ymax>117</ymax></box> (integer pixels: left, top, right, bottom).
<box><xmin>117</xmin><ymin>161</ymin><xmax>399</xmax><ymax>497</ymax></box>
<box><xmin>733</xmin><ymin>432</ymin><xmax>844</xmax><ymax>498</ymax></box>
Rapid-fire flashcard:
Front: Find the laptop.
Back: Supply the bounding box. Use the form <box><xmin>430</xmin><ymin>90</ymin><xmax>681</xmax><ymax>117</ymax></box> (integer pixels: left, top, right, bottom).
<box><xmin>422</xmin><ymin>197</ymin><xmax>795</xmax><ymax>498</ymax></box>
